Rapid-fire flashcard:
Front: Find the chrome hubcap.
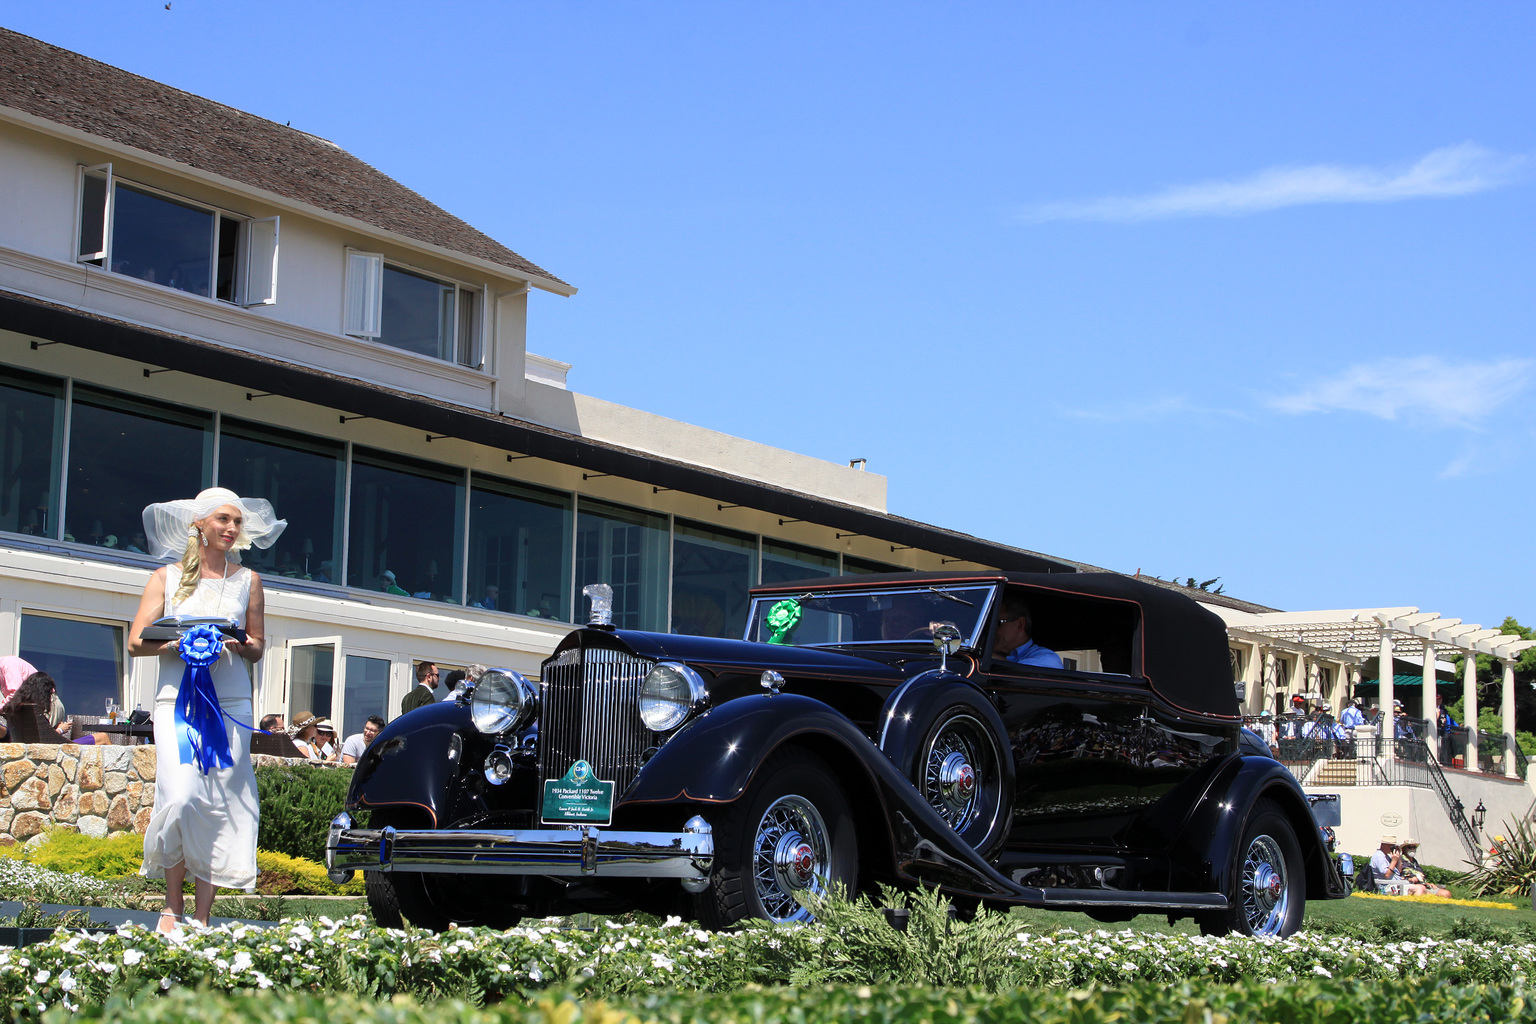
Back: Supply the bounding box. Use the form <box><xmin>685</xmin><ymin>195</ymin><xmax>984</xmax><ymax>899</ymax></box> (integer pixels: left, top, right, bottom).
<box><xmin>923</xmin><ymin>715</ymin><xmax>991</xmax><ymax>831</ymax></box>
<box><xmin>1242</xmin><ymin>834</ymin><xmax>1290</xmax><ymax>935</ymax></box>
<box><xmin>751</xmin><ymin>794</ymin><xmax>829</xmax><ymax>922</ymax></box>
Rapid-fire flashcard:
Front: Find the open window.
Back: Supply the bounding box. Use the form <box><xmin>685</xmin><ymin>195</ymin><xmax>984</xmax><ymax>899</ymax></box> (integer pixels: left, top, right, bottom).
<box><xmin>75</xmin><ymin>164</ymin><xmax>277</xmax><ymax>305</ymax></box>
<box><xmin>343</xmin><ymin>251</ymin><xmax>484</xmax><ymax>366</ymax></box>
<box><xmin>991</xmin><ymin>585</ymin><xmax>1141</xmax><ymax>677</ymax></box>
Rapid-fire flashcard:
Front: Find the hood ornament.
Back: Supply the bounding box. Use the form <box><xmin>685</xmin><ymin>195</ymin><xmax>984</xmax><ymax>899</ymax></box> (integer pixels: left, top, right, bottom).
<box><xmin>583</xmin><ymin>583</ymin><xmax>614</xmax><ymax>628</ymax></box>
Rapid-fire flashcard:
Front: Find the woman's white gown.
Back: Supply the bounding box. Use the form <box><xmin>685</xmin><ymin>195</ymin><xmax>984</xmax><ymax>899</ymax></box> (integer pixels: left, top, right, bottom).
<box><xmin>139</xmin><ymin>564</ymin><xmax>260</xmax><ymax>890</ymax></box>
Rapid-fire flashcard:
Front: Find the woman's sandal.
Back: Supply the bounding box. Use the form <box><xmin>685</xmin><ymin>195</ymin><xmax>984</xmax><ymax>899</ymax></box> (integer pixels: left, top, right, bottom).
<box><xmin>155</xmin><ymin>909</ymin><xmax>182</xmax><ymax>935</ymax></box>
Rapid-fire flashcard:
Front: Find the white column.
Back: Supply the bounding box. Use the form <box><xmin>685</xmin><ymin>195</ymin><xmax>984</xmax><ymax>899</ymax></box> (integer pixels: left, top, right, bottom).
<box><xmin>1242</xmin><ymin>641</ymin><xmax>1262</xmax><ymax>715</ymax></box>
<box><xmin>1422</xmin><ymin>640</ymin><xmax>1438</xmax><ymax>757</ymax></box>
<box><xmin>1379</xmin><ymin>629</ymin><xmax>1395</xmax><ymax>762</ymax></box>
<box><xmin>1464</xmin><ymin>650</ymin><xmax>1479</xmax><ymax>772</ymax></box>
<box><xmin>1504</xmin><ymin>658</ymin><xmax>1518</xmax><ymax>779</ymax></box>
<box><xmin>1262</xmin><ymin>648</ymin><xmax>1277</xmax><ymax>715</ymax></box>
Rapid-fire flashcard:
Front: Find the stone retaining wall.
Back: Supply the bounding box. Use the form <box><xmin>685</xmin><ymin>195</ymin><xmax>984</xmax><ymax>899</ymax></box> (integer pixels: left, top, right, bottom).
<box><xmin>0</xmin><ymin>743</ymin><xmax>157</xmax><ymax>845</ymax></box>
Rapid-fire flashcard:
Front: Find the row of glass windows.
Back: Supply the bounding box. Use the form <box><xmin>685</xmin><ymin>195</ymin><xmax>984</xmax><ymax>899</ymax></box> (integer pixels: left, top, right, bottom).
<box><xmin>75</xmin><ymin>165</ymin><xmax>480</xmax><ymax>365</ymax></box>
<box><xmin>1</xmin><ymin>364</ymin><xmax>901</xmax><ymax>639</ymax></box>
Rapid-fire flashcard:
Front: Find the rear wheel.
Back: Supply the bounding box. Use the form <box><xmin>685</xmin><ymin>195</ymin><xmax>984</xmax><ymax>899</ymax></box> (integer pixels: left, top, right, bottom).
<box><xmin>1199</xmin><ymin>801</ymin><xmax>1305</xmax><ymax>937</ymax></box>
<box><xmin>694</xmin><ymin>748</ymin><xmax>858</xmax><ymax>928</ymax></box>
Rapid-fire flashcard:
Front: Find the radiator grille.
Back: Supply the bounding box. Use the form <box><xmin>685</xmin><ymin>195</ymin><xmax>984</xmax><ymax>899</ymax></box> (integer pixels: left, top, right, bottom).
<box><xmin>539</xmin><ymin>646</ymin><xmax>657</xmax><ymax>798</ymax></box>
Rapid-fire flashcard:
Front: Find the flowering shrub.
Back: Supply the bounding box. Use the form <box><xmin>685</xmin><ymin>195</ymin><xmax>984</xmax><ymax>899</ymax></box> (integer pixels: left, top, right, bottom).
<box><xmin>6</xmin><ymin>909</ymin><xmax>1536</xmax><ymax>1020</ymax></box>
<box><xmin>37</xmin><ymin>976</ymin><xmax>1536</xmax><ymax>1024</ymax></box>
<box><xmin>1352</xmin><ymin>891</ymin><xmax>1518</xmax><ymax>910</ymax></box>
<box><xmin>0</xmin><ymin>859</ymin><xmax>128</xmax><ymax>908</ymax></box>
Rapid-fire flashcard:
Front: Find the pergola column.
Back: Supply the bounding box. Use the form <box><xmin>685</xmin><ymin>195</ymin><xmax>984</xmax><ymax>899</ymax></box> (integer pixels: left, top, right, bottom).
<box><xmin>1242</xmin><ymin>641</ymin><xmax>1262</xmax><ymax>715</ymax></box>
<box><xmin>1422</xmin><ymin>640</ymin><xmax>1438</xmax><ymax>756</ymax></box>
<box><xmin>1504</xmin><ymin>658</ymin><xmax>1518</xmax><ymax>779</ymax></box>
<box><xmin>1262</xmin><ymin>648</ymin><xmax>1276</xmax><ymax>715</ymax></box>
<box><xmin>1379</xmin><ymin>628</ymin><xmax>1395</xmax><ymax>762</ymax></box>
<box><xmin>1465</xmin><ymin>650</ymin><xmax>1479</xmax><ymax>772</ymax></box>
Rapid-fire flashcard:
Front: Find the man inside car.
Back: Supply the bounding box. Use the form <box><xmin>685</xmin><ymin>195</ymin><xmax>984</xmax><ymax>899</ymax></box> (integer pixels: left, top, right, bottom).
<box><xmin>993</xmin><ymin>595</ymin><xmax>1063</xmax><ymax>669</ymax></box>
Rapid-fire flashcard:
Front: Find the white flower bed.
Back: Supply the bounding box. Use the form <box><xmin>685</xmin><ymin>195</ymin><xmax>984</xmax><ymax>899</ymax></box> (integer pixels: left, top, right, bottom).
<box><xmin>3</xmin><ymin>913</ymin><xmax>1535</xmax><ymax>1016</ymax></box>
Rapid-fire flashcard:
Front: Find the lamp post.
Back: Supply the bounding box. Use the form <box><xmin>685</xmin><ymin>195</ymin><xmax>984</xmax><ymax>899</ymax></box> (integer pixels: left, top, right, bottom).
<box><xmin>1473</xmin><ymin>801</ymin><xmax>1487</xmax><ymax>832</ymax></box>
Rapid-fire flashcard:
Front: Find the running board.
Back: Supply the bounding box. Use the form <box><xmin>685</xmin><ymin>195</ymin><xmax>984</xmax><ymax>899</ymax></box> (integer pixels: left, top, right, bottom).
<box><xmin>1035</xmin><ymin>888</ymin><xmax>1228</xmax><ymax>910</ymax></box>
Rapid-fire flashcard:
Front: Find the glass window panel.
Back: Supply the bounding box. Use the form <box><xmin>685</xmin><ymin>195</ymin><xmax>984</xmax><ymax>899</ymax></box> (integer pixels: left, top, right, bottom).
<box><xmin>760</xmin><ymin>540</ymin><xmax>840</xmax><ymax>643</ymax></box>
<box><xmin>67</xmin><ymin>386</ymin><xmax>211</xmax><ymax>552</ymax></box>
<box><xmin>78</xmin><ymin>171</ymin><xmax>107</xmax><ymax>261</ymax></box>
<box><xmin>219</xmin><ymin>419</ymin><xmax>344</xmax><ymax>582</ymax></box>
<box><xmin>574</xmin><ymin>498</ymin><xmax>667</xmax><ymax>631</ymax></box>
<box><xmin>468</xmin><ymin>474</ymin><xmax>572</xmax><ymax>621</ymax></box>
<box><xmin>672</xmin><ymin>519</ymin><xmax>757</xmax><ymax>639</ymax></box>
<box><xmin>110</xmin><ymin>183</ymin><xmax>215</xmax><ymax>297</ymax></box>
<box><xmin>456</xmin><ymin>288</ymin><xmax>480</xmax><ymax>366</ymax></box>
<box><xmin>0</xmin><ymin>367</ymin><xmax>64</xmax><ymax>538</ymax></box>
<box><xmin>347</xmin><ymin>449</ymin><xmax>465</xmax><ymax>603</ymax></box>
<box><xmin>215</xmin><ymin>216</ymin><xmax>240</xmax><ymax>302</ymax></box>
<box><xmin>379</xmin><ymin>265</ymin><xmax>455</xmax><ymax>359</ymax></box>
<box><xmin>843</xmin><ymin>555</ymin><xmax>904</xmax><ymax>576</ymax></box>
<box><xmin>18</xmin><ymin>614</ymin><xmax>123</xmax><ymax>718</ymax></box>
<box><xmin>289</xmin><ymin>643</ymin><xmax>335</xmax><ymax>722</ymax></box>
<box><xmin>342</xmin><ymin>655</ymin><xmax>390</xmax><ymax>738</ymax></box>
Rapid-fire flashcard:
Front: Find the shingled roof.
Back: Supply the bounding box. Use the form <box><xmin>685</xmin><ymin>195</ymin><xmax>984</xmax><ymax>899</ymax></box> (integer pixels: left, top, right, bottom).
<box><xmin>0</xmin><ymin>28</ymin><xmax>567</xmax><ymax>289</ymax></box>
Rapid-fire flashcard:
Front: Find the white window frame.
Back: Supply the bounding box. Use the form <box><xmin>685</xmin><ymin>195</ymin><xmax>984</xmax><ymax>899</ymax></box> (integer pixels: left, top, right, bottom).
<box><xmin>343</xmin><ymin>250</ymin><xmax>485</xmax><ymax>366</ymax></box>
<box><xmin>73</xmin><ymin>165</ymin><xmax>275</xmax><ymax>306</ymax></box>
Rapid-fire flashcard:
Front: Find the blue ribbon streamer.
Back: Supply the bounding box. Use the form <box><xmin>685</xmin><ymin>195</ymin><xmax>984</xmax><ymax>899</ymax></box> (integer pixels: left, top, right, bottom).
<box><xmin>174</xmin><ymin>623</ymin><xmax>258</xmax><ymax>774</ymax></box>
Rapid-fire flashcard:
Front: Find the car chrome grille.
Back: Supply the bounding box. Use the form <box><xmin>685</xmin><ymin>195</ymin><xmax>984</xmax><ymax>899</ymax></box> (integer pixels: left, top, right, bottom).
<box><xmin>539</xmin><ymin>647</ymin><xmax>658</xmax><ymax>797</ymax></box>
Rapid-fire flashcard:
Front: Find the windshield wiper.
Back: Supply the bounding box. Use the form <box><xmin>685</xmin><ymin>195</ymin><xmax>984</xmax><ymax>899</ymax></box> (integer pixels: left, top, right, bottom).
<box><xmin>927</xmin><ymin>587</ymin><xmax>975</xmax><ymax>607</ymax></box>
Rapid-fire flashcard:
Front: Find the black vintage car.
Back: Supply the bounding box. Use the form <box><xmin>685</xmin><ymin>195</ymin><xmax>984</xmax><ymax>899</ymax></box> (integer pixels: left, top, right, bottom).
<box><xmin>326</xmin><ymin>571</ymin><xmax>1345</xmax><ymax>935</ymax></box>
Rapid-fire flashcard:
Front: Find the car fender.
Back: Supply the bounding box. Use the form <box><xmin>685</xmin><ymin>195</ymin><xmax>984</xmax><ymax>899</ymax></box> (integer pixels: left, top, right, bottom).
<box><xmin>1172</xmin><ymin>753</ymin><xmax>1347</xmax><ymax>900</ymax></box>
<box><xmin>621</xmin><ymin>691</ymin><xmax>1021</xmax><ymax>897</ymax></box>
<box><xmin>347</xmin><ymin>701</ymin><xmax>472</xmax><ymax>826</ymax></box>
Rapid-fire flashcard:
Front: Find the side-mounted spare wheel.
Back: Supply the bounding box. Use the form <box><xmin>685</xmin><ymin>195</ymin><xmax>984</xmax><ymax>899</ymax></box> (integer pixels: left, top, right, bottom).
<box><xmin>693</xmin><ymin>747</ymin><xmax>858</xmax><ymax>928</ymax></box>
<box><xmin>914</xmin><ymin>707</ymin><xmax>1010</xmax><ymax>856</ymax></box>
<box><xmin>1199</xmin><ymin>799</ymin><xmax>1306</xmax><ymax>937</ymax></box>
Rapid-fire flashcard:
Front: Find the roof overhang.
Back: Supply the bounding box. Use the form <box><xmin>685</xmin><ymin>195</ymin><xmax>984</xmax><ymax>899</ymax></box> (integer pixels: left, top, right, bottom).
<box><xmin>0</xmin><ymin>289</ymin><xmax>1074</xmax><ymax>574</ymax></box>
<box><xmin>1211</xmin><ymin>603</ymin><xmax>1536</xmax><ymax>663</ymax></box>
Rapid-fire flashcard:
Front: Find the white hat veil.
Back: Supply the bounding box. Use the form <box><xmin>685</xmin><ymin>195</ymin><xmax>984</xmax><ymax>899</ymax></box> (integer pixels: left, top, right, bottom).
<box><xmin>142</xmin><ymin>487</ymin><xmax>287</xmax><ymax>563</ymax></box>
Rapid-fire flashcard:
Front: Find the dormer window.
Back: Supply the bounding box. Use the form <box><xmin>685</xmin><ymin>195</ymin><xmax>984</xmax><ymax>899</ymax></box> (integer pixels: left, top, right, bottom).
<box><xmin>343</xmin><ymin>251</ymin><xmax>483</xmax><ymax>367</ymax></box>
<box><xmin>75</xmin><ymin>164</ymin><xmax>278</xmax><ymax>305</ymax></box>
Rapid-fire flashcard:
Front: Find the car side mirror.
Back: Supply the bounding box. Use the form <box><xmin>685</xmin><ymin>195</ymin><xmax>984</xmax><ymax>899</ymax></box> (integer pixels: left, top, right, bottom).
<box><xmin>933</xmin><ymin>623</ymin><xmax>961</xmax><ymax>672</ymax></box>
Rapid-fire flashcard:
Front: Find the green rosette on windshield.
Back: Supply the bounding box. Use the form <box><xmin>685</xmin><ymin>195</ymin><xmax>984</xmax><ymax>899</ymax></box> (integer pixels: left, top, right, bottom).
<box><xmin>765</xmin><ymin>599</ymin><xmax>803</xmax><ymax>644</ymax></box>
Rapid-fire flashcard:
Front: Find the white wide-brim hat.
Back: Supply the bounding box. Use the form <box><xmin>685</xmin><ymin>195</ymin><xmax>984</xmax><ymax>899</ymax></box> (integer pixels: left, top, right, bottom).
<box><xmin>142</xmin><ymin>487</ymin><xmax>286</xmax><ymax>562</ymax></box>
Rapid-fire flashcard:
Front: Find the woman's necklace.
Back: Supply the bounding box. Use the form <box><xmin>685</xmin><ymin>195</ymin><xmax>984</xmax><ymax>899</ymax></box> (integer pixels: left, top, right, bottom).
<box><xmin>196</xmin><ymin>558</ymin><xmax>233</xmax><ymax>614</ymax></box>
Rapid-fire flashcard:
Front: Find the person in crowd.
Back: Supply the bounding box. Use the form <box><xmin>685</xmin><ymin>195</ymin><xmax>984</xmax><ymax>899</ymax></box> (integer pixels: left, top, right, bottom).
<box><xmin>0</xmin><ymin>656</ymin><xmax>38</xmax><ymax>740</ymax></box>
<box><xmin>1435</xmin><ymin>699</ymin><xmax>1460</xmax><ymax>763</ymax></box>
<box><xmin>476</xmin><ymin>584</ymin><xmax>500</xmax><ymax>611</ymax></box>
<box><xmin>1339</xmin><ymin>696</ymin><xmax>1363</xmax><ymax>736</ymax></box>
<box><xmin>1397</xmin><ymin>839</ymin><xmax>1451</xmax><ymax>898</ymax></box>
<box><xmin>1278</xmin><ymin>707</ymin><xmax>1307</xmax><ymax>759</ymax></box>
<box><xmin>288</xmin><ymin>713</ymin><xmax>321</xmax><ymax>759</ymax></box>
<box><xmin>438</xmin><ymin>664</ymin><xmax>488</xmax><ymax>702</ymax></box>
<box><xmin>380</xmin><ymin>570</ymin><xmax>408</xmax><ymax>597</ymax></box>
<box><xmin>992</xmin><ymin>595</ymin><xmax>1063</xmax><ymax>669</ymax></box>
<box><xmin>1252</xmin><ymin>711</ymin><xmax>1278</xmax><ymax>756</ymax></box>
<box><xmin>1370</xmin><ymin>836</ymin><xmax>1427</xmax><ymax>896</ymax></box>
<box><xmin>129</xmin><ymin>487</ymin><xmax>285</xmax><ymax>933</ymax></box>
<box><xmin>1393</xmin><ymin>700</ymin><xmax>1417</xmax><ymax>740</ymax></box>
<box><xmin>341</xmin><ymin>715</ymin><xmax>386</xmax><ymax>764</ymax></box>
<box><xmin>0</xmin><ymin>672</ymin><xmax>108</xmax><ymax>744</ymax></box>
<box><xmin>259</xmin><ymin>713</ymin><xmax>285</xmax><ymax>733</ymax></box>
<box><xmin>312</xmin><ymin>718</ymin><xmax>341</xmax><ymax>761</ymax></box>
<box><xmin>401</xmin><ymin>661</ymin><xmax>439</xmax><ymax>713</ymax></box>
<box><xmin>1366</xmin><ymin>702</ymin><xmax>1382</xmax><ymax>727</ymax></box>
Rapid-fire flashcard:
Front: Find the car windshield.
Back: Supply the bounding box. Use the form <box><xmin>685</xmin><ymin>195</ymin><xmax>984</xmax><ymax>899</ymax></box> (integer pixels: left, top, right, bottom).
<box><xmin>744</xmin><ymin>585</ymin><xmax>996</xmax><ymax>648</ymax></box>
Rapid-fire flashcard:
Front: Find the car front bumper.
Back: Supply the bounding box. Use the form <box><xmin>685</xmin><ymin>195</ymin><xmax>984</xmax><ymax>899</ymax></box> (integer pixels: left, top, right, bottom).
<box><xmin>324</xmin><ymin>812</ymin><xmax>715</xmax><ymax>887</ymax></box>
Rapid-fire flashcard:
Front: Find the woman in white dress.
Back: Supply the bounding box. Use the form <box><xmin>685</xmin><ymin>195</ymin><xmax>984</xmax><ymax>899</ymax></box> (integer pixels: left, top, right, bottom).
<box><xmin>129</xmin><ymin>487</ymin><xmax>284</xmax><ymax>933</ymax></box>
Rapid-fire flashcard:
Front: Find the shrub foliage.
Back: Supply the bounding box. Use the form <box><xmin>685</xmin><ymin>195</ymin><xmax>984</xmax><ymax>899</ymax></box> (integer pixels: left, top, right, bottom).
<box><xmin>253</xmin><ymin>762</ymin><xmax>354</xmax><ymax>863</ymax></box>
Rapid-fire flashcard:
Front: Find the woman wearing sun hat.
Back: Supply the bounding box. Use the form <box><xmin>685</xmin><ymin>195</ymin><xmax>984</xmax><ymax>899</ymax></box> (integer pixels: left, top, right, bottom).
<box><xmin>312</xmin><ymin>718</ymin><xmax>341</xmax><ymax>761</ymax></box>
<box><xmin>288</xmin><ymin>712</ymin><xmax>320</xmax><ymax>759</ymax></box>
<box><xmin>128</xmin><ymin>487</ymin><xmax>285</xmax><ymax>933</ymax></box>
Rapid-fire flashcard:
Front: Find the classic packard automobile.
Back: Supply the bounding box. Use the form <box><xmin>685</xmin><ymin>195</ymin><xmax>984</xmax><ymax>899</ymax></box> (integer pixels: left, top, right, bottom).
<box><xmin>326</xmin><ymin>571</ymin><xmax>1345</xmax><ymax>935</ymax></box>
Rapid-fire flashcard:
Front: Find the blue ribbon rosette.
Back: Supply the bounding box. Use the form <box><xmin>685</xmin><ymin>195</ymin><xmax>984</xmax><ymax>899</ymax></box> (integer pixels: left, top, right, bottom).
<box><xmin>174</xmin><ymin>623</ymin><xmax>252</xmax><ymax>774</ymax></box>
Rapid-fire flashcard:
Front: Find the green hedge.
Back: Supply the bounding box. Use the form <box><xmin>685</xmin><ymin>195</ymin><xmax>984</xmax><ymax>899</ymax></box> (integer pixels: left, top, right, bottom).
<box><xmin>253</xmin><ymin>761</ymin><xmax>354</xmax><ymax>863</ymax></box>
<box><xmin>40</xmin><ymin>978</ymin><xmax>1536</xmax><ymax>1024</ymax></box>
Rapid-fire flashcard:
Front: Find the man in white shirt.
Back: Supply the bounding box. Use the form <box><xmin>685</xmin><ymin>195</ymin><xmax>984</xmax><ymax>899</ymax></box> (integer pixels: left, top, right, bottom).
<box><xmin>341</xmin><ymin>715</ymin><xmax>385</xmax><ymax>764</ymax></box>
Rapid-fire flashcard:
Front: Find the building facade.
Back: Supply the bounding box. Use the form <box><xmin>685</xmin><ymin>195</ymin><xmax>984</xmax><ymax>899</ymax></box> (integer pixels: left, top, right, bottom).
<box><xmin>0</xmin><ymin>29</ymin><xmax>1075</xmax><ymax>738</ymax></box>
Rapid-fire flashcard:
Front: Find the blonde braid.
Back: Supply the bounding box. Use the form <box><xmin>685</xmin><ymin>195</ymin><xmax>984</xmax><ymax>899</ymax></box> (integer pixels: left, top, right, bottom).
<box><xmin>174</xmin><ymin>525</ymin><xmax>203</xmax><ymax>605</ymax></box>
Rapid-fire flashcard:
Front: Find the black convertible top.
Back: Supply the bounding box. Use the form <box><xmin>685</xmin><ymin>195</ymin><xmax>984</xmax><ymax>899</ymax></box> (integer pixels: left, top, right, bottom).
<box><xmin>751</xmin><ymin>570</ymin><xmax>1238</xmax><ymax>718</ymax></box>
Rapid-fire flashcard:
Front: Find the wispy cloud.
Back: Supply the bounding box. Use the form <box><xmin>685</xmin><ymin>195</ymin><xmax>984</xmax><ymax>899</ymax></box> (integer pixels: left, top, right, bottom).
<box><xmin>1019</xmin><ymin>143</ymin><xmax>1524</xmax><ymax>223</ymax></box>
<box><xmin>1267</xmin><ymin>355</ymin><xmax>1534</xmax><ymax>428</ymax></box>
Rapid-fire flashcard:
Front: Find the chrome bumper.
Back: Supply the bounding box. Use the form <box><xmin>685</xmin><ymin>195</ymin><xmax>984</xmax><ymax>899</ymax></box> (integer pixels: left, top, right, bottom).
<box><xmin>325</xmin><ymin>812</ymin><xmax>714</xmax><ymax>886</ymax></box>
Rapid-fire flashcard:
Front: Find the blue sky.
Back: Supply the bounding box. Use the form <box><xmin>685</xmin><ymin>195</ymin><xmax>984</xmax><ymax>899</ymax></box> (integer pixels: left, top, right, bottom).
<box><xmin>7</xmin><ymin>3</ymin><xmax>1532</xmax><ymax>627</ymax></box>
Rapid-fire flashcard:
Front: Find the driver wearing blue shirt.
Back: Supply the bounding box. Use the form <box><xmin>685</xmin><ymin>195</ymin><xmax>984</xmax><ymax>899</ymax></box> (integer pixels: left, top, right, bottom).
<box><xmin>993</xmin><ymin>595</ymin><xmax>1063</xmax><ymax>669</ymax></box>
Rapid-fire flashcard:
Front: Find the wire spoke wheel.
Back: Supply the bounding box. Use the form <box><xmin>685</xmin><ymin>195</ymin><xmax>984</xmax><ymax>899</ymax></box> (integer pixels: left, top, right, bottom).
<box><xmin>749</xmin><ymin>794</ymin><xmax>831</xmax><ymax>922</ymax></box>
<box><xmin>921</xmin><ymin>714</ymin><xmax>990</xmax><ymax>832</ymax></box>
<box><xmin>1242</xmin><ymin>834</ymin><xmax>1291</xmax><ymax>935</ymax></box>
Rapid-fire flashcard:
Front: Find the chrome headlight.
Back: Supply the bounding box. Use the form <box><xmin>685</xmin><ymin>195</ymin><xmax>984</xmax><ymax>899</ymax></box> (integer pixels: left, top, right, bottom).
<box><xmin>471</xmin><ymin>669</ymin><xmax>538</xmax><ymax>735</ymax></box>
<box><xmin>639</xmin><ymin>662</ymin><xmax>708</xmax><ymax>732</ymax></box>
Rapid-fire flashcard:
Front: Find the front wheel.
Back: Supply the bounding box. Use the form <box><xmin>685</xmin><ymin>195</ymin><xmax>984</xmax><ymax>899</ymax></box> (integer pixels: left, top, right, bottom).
<box><xmin>694</xmin><ymin>748</ymin><xmax>858</xmax><ymax>928</ymax></box>
<box><xmin>1199</xmin><ymin>800</ymin><xmax>1306</xmax><ymax>937</ymax></box>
